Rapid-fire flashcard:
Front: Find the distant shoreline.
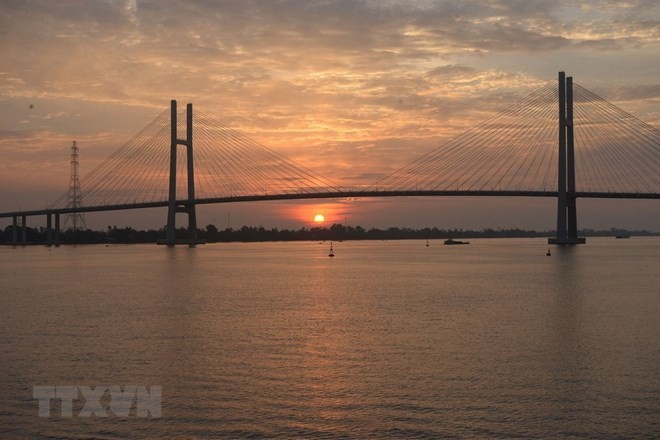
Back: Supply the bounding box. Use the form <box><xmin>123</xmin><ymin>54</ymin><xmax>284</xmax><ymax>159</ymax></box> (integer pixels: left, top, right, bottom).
<box><xmin>2</xmin><ymin>224</ymin><xmax>658</xmax><ymax>245</ymax></box>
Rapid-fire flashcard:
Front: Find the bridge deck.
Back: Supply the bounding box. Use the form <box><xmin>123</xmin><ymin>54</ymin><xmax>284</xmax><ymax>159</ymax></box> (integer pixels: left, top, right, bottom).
<box><xmin>0</xmin><ymin>190</ymin><xmax>657</xmax><ymax>219</ymax></box>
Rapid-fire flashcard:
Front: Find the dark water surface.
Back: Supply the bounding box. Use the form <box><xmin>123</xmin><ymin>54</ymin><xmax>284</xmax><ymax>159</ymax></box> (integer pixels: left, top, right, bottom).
<box><xmin>1</xmin><ymin>238</ymin><xmax>659</xmax><ymax>438</ymax></box>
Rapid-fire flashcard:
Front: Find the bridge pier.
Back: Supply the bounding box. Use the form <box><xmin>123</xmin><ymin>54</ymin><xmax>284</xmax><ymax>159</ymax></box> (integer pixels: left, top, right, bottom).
<box><xmin>21</xmin><ymin>215</ymin><xmax>27</xmax><ymax>245</ymax></box>
<box><xmin>157</xmin><ymin>100</ymin><xmax>204</xmax><ymax>246</ymax></box>
<box><xmin>550</xmin><ymin>72</ymin><xmax>585</xmax><ymax>245</ymax></box>
<box><xmin>46</xmin><ymin>212</ymin><xmax>52</xmax><ymax>245</ymax></box>
<box><xmin>55</xmin><ymin>213</ymin><xmax>61</xmax><ymax>245</ymax></box>
<box><xmin>12</xmin><ymin>215</ymin><xmax>17</xmax><ymax>245</ymax></box>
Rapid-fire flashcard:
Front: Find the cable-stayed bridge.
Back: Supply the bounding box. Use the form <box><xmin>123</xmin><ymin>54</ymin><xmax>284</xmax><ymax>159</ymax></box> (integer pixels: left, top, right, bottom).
<box><xmin>1</xmin><ymin>72</ymin><xmax>658</xmax><ymax>245</ymax></box>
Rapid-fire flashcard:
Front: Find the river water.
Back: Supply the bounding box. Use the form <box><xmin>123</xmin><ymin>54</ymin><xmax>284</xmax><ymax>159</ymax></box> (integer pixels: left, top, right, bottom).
<box><xmin>0</xmin><ymin>238</ymin><xmax>658</xmax><ymax>438</ymax></box>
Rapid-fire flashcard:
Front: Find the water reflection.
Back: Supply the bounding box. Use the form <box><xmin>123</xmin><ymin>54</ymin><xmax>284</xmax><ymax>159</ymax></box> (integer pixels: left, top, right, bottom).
<box><xmin>0</xmin><ymin>239</ymin><xmax>658</xmax><ymax>437</ymax></box>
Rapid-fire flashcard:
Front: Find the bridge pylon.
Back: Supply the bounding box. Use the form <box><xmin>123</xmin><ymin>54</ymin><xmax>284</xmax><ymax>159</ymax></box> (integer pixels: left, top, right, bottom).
<box><xmin>157</xmin><ymin>100</ymin><xmax>205</xmax><ymax>246</ymax></box>
<box><xmin>549</xmin><ymin>72</ymin><xmax>585</xmax><ymax>245</ymax></box>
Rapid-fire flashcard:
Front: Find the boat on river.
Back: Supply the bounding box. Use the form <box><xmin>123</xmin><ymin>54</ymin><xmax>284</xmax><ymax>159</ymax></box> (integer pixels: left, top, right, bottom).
<box><xmin>444</xmin><ymin>239</ymin><xmax>469</xmax><ymax>245</ymax></box>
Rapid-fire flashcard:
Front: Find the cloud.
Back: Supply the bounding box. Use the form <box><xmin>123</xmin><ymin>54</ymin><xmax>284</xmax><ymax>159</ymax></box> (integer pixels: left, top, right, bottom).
<box><xmin>1</xmin><ymin>1</ymin><xmax>657</xmax><ymax>105</ymax></box>
<box><xmin>0</xmin><ymin>0</ymin><xmax>658</xmax><ymax>225</ymax></box>
<box><xmin>607</xmin><ymin>84</ymin><xmax>660</xmax><ymax>101</ymax></box>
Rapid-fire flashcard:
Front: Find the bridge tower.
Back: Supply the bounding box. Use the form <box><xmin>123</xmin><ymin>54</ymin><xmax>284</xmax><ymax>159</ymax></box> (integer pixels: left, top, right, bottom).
<box><xmin>157</xmin><ymin>100</ymin><xmax>204</xmax><ymax>246</ymax></box>
<box><xmin>63</xmin><ymin>141</ymin><xmax>86</xmax><ymax>231</ymax></box>
<box><xmin>549</xmin><ymin>72</ymin><xmax>585</xmax><ymax>245</ymax></box>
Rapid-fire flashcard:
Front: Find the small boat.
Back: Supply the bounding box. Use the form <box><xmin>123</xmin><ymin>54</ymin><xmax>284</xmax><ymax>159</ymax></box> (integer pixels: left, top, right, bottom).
<box><xmin>615</xmin><ymin>235</ymin><xmax>630</xmax><ymax>239</ymax></box>
<box><xmin>546</xmin><ymin>249</ymin><xmax>551</xmax><ymax>256</ymax></box>
<box><xmin>328</xmin><ymin>242</ymin><xmax>335</xmax><ymax>257</ymax></box>
<box><xmin>444</xmin><ymin>239</ymin><xmax>469</xmax><ymax>245</ymax></box>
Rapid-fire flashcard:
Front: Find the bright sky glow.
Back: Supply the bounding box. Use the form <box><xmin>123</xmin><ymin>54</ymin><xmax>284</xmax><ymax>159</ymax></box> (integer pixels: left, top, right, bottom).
<box><xmin>0</xmin><ymin>1</ymin><xmax>658</xmax><ymax>230</ymax></box>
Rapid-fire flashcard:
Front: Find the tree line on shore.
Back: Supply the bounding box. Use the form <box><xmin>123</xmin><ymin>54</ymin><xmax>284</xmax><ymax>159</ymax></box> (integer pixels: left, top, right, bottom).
<box><xmin>1</xmin><ymin>223</ymin><xmax>657</xmax><ymax>245</ymax></box>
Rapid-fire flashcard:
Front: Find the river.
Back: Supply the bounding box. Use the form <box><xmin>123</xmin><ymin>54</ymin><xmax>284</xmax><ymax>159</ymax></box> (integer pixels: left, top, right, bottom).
<box><xmin>1</xmin><ymin>238</ymin><xmax>658</xmax><ymax>438</ymax></box>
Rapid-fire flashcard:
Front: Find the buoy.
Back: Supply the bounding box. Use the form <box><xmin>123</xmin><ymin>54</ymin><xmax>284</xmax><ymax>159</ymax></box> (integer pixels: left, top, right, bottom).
<box><xmin>546</xmin><ymin>249</ymin><xmax>551</xmax><ymax>256</ymax></box>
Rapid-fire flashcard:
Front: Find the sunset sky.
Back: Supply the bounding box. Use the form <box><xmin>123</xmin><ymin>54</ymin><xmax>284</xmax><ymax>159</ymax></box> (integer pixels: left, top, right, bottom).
<box><xmin>1</xmin><ymin>0</ymin><xmax>659</xmax><ymax>230</ymax></box>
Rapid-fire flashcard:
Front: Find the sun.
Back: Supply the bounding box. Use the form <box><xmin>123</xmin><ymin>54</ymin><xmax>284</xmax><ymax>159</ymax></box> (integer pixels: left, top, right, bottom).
<box><xmin>314</xmin><ymin>214</ymin><xmax>325</xmax><ymax>223</ymax></box>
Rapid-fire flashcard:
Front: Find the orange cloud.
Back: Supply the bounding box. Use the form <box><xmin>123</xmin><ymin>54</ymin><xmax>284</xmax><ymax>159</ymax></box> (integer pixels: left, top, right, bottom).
<box><xmin>0</xmin><ymin>1</ymin><xmax>658</xmax><ymax>229</ymax></box>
